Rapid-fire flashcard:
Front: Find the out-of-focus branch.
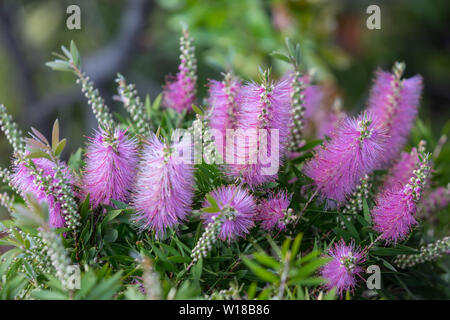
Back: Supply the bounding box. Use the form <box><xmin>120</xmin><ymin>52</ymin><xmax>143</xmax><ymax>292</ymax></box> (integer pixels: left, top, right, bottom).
<box><xmin>0</xmin><ymin>2</ymin><xmax>38</xmax><ymax>120</ymax></box>
<box><xmin>0</xmin><ymin>0</ymin><xmax>153</xmax><ymax>128</ymax></box>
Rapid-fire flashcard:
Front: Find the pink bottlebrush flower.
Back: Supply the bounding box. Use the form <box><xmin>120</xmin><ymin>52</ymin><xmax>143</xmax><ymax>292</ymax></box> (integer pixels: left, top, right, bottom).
<box><xmin>82</xmin><ymin>128</ymin><xmax>139</xmax><ymax>208</ymax></box>
<box><xmin>202</xmin><ymin>186</ymin><xmax>256</xmax><ymax>241</ymax></box>
<box><xmin>321</xmin><ymin>240</ymin><xmax>365</xmax><ymax>297</ymax></box>
<box><xmin>227</xmin><ymin>78</ymin><xmax>291</xmax><ymax>186</ymax></box>
<box><xmin>372</xmin><ymin>188</ymin><xmax>418</xmax><ymax>243</ymax></box>
<box><xmin>367</xmin><ymin>66</ymin><xmax>423</xmax><ymax>165</ymax></box>
<box><xmin>163</xmin><ymin>28</ymin><xmax>196</xmax><ymax>112</ymax></box>
<box><xmin>373</xmin><ymin>147</ymin><xmax>431</xmax><ymax>243</ymax></box>
<box><xmin>256</xmin><ymin>191</ymin><xmax>292</xmax><ymax>231</ymax></box>
<box><xmin>207</xmin><ymin>74</ymin><xmax>241</xmax><ymax>158</ymax></box>
<box><xmin>11</xmin><ymin>157</ymin><xmax>75</xmax><ymax>228</ymax></box>
<box><xmin>132</xmin><ymin>135</ymin><xmax>194</xmax><ymax>238</ymax></box>
<box><xmin>303</xmin><ymin>112</ymin><xmax>388</xmax><ymax>205</ymax></box>
<box><xmin>382</xmin><ymin>148</ymin><xmax>419</xmax><ymax>192</ymax></box>
<box><xmin>163</xmin><ymin>68</ymin><xmax>196</xmax><ymax>112</ymax></box>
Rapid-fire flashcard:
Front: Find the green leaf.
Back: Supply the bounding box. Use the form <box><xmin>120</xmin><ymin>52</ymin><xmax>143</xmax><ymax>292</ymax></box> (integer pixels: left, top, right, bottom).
<box><xmin>53</xmin><ymin>139</ymin><xmax>66</xmax><ymax>156</ymax></box>
<box><xmin>192</xmin><ymin>258</ymin><xmax>203</xmax><ymax>283</ymax></box>
<box><xmin>270</xmin><ymin>51</ymin><xmax>290</xmax><ymax>63</ymax></box>
<box><xmin>70</xmin><ymin>40</ymin><xmax>80</xmax><ymax>68</ymax></box>
<box><xmin>168</xmin><ymin>256</ymin><xmax>191</xmax><ymax>264</ymax></box>
<box><xmin>363</xmin><ymin>199</ymin><xmax>372</xmax><ymax>225</ymax></box>
<box><xmin>104</xmin><ymin>229</ymin><xmax>118</xmax><ymax>243</ymax></box>
<box><xmin>45</xmin><ymin>60</ymin><xmax>72</xmax><ymax>72</ymax></box>
<box><xmin>85</xmin><ymin>271</ymin><xmax>122</xmax><ymax>300</ymax></box>
<box><xmin>341</xmin><ymin>217</ymin><xmax>360</xmax><ymax>242</ymax></box>
<box><xmin>205</xmin><ymin>194</ymin><xmax>220</xmax><ymax>212</ymax></box>
<box><xmin>32</xmin><ymin>290</ymin><xmax>68</xmax><ymax>300</ymax></box>
<box><xmin>27</xmin><ymin>150</ymin><xmax>52</xmax><ymax>161</ymax></box>
<box><xmin>51</xmin><ymin>119</ymin><xmax>59</xmax><ymax>150</ymax></box>
<box><xmin>192</xmin><ymin>105</ymin><xmax>204</xmax><ymax>116</ymax></box>
<box><xmin>152</xmin><ymin>93</ymin><xmax>162</xmax><ymax>110</ymax></box>
<box><xmin>242</xmin><ymin>256</ymin><xmax>278</xmax><ymax>283</ymax></box>
<box><xmin>253</xmin><ymin>252</ymin><xmax>280</xmax><ymax>269</ymax></box>
<box><xmin>371</xmin><ymin>245</ymin><xmax>419</xmax><ymax>256</ymax></box>
<box><xmin>104</xmin><ymin>209</ymin><xmax>123</xmax><ymax>223</ymax></box>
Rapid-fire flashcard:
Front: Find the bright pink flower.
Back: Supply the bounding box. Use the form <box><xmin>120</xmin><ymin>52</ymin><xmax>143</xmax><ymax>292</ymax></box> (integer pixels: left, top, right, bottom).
<box><xmin>321</xmin><ymin>240</ymin><xmax>365</xmax><ymax>297</ymax></box>
<box><xmin>202</xmin><ymin>186</ymin><xmax>256</xmax><ymax>241</ymax></box>
<box><xmin>163</xmin><ymin>28</ymin><xmax>196</xmax><ymax>112</ymax></box>
<box><xmin>256</xmin><ymin>191</ymin><xmax>292</xmax><ymax>231</ymax></box>
<box><xmin>11</xmin><ymin>157</ymin><xmax>75</xmax><ymax>228</ymax></box>
<box><xmin>207</xmin><ymin>75</ymin><xmax>241</xmax><ymax>158</ymax></box>
<box><xmin>367</xmin><ymin>68</ymin><xmax>423</xmax><ymax>165</ymax></box>
<box><xmin>132</xmin><ymin>135</ymin><xmax>194</xmax><ymax>238</ymax></box>
<box><xmin>163</xmin><ymin>67</ymin><xmax>196</xmax><ymax>112</ymax></box>
<box><xmin>227</xmin><ymin>79</ymin><xmax>291</xmax><ymax>186</ymax></box>
<box><xmin>82</xmin><ymin>128</ymin><xmax>138</xmax><ymax>208</ymax></box>
<box><xmin>372</xmin><ymin>188</ymin><xmax>418</xmax><ymax>243</ymax></box>
<box><xmin>303</xmin><ymin>112</ymin><xmax>388</xmax><ymax>205</ymax></box>
<box><xmin>382</xmin><ymin>148</ymin><xmax>419</xmax><ymax>192</ymax></box>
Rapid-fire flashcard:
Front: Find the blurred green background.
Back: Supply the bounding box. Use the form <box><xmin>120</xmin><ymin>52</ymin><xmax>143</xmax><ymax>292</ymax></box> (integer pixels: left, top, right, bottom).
<box><xmin>0</xmin><ymin>0</ymin><xmax>449</xmax><ymax>164</ymax></box>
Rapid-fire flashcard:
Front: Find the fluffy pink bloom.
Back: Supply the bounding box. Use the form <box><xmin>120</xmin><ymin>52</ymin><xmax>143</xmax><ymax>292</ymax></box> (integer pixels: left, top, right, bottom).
<box><xmin>382</xmin><ymin>148</ymin><xmax>419</xmax><ymax>192</ymax></box>
<box><xmin>372</xmin><ymin>187</ymin><xmax>418</xmax><ymax>243</ymax></box>
<box><xmin>256</xmin><ymin>191</ymin><xmax>292</xmax><ymax>231</ymax></box>
<box><xmin>163</xmin><ymin>65</ymin><xmax>196</xmax><ymax>112</ymax></box>
<box><xmin>132</xmin><ymin>135</ymin><xmax>194</xmax><ymax>238</ymax></box>
<box><xmin>82</xmin><ymin>128</ymin><xmax>138</xmax><ymax>208</ymax></box>
<box><xmin>321</xmin><ymin>240</ymin><xmax>365</xmax><ymax>297</ymax></box>
<box><xmin>11</xmin><ymin>157</ymin><xmax>75</xmax><ymax>228</ymax></box>
<box><xmin>163</xmin><ymin>28</ymin><xmax>196</xmax><ymax>112</ymax></box>
<box><xmin>207</xmin><ymin>76</ymin><xmax>241</xmax><ymax>157</ymax></box>
<box><xmin>202</xmin><ymin>186</ymin><xmax>256</xmax><ymax>241</ymax></box>
<box><xmin>368</xmin><ymin>69</ymin><xmax>423</xmax><ymax>165</ymax></box>
<box><xmin>303</xmin><ymin>112</ymin><xmax>388</xmax><ymax>205</ymax></box>
<box><xmin>227</xmin><ymin>79</ymin><xmax>291</xmax><ymax>186</ymax></box>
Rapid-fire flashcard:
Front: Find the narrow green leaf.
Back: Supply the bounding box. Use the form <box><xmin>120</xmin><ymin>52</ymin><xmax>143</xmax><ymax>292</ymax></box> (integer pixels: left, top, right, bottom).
<box><xmin>52</xmin><ymin>119</ymin><xmax>59</xmax><ymax>150</ymax></box>
<box><xmin>242</xmin><ymin>256</ymin><xmax>278</xmax><ymax>283</ymax></box>
<box><xmin>53</xmin><ymin>139</ymin><xmax>67</xmax><ymax>156</ymax></box>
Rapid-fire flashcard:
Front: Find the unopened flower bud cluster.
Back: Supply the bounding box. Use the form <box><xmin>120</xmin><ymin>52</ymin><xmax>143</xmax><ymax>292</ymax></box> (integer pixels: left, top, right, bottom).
<box><xmin>39</xmin><ymin>228</ymin><xmax>74</xmax><ymax>290</ymax></box>
<box><xmin>0</xmin><ymin>104</ymin><xmax>26</xmax><ymax>155</ymax></box>
<box><xmin>403</xmin><ymin>152</ymin><xmax>431</xmax><ymax>204</ymax></box>
<box><xmin>76</xmin><ymin>74</ymin><xmax>114</xmax><ymax>130</ymax></box>
<box><xmin>10</xmin><ymin>228</ymin><xmax>53</xmax><ymax>275</ymax></box>
<box><xmin>192</xmin><ymin>115</ymin><xmax>218</xmax><ymax>164</ymax></box>
<box><xmin>343</xmin><ymin>175</ymin><xmax>371</xmax><ymax>215</ymax></box>
<box><xmin>289</xmin><ymin>71</ymin><xmax>306</xmax><ymax>152</ymax></box>
<box><xmin>394</xmin><ymin>236</ymin><xmax>450</xmax><ymax>269</ymax></box>
<box><xmin>116</xmin><ymin>76</ymin><xmax>152</xmax><ymax>135</ymax></box>
<box><xmin>191</xmin><ymin>213</ymin><xmax>226</xmax><ymax>262</ymax></box>
<box><xmin>180</xmin><ymin>28</ymin><xmax>197</xmax><ymax>85</ymax></box>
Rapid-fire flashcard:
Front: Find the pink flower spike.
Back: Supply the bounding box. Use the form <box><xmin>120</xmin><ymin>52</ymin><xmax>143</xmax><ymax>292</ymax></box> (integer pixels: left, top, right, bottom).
<box><xmin>257</xmin><ymin>191</ymin><xmax>293</xmax><ymax>231</ymax></box>
<box><xmin>303</xmin><ymin>112</ymin><xmax>388</xmax><ymax>205</ymax></box>
<box><xmin>372</xmin><ymin>188</ymin><xmax>418</xmax><ymax>243</ymax></box>
<box><xmin>163</xmin><ymin>27</ymin><xmax>197</xmax><ymax>112</ymax></box>
<box><xmin>228</xmin><ymin>76</ymin><xmax>291</xmax><ymax>186</ymax></box>
<box><xmin>367</xmin><ymin>64</ymin><xmax>423</xmax><ymax>166</ymax></box>
<box><xmin>207</xmin><ymin>73</ymin><xmax>241</xmax><ymax>157</ymax></box>
<box><xmin>321</xmin><ymin>240</ymin><xmax>366</xmax><ymax>297</ymax></box>
<box><xmin>202</xmin><ymin>186</ymin><xmax>256</xmax><ymax>241</ymax></box>
<box><xmin>82</xmin><ymin>128</ymin><xmax>139</xmax><ymax>208</ymax></box>
<box><xmin>132</xmin><ymin>134</ymin><xmax>194</xmax><ymax>238</ymax></box>
<box><xmin>11</xmin><ymin>157</ymin><xmax>75</xmax><ymax>229</ymax></box>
